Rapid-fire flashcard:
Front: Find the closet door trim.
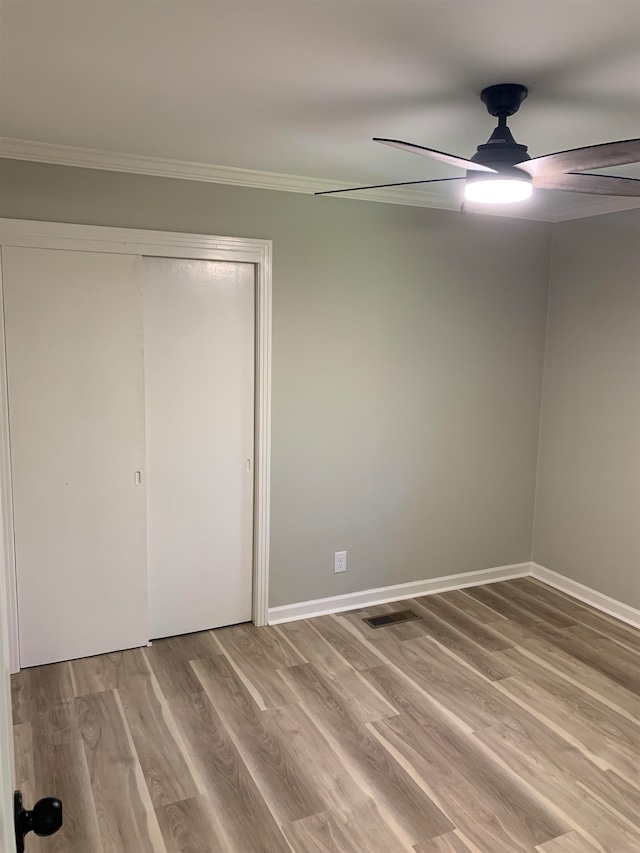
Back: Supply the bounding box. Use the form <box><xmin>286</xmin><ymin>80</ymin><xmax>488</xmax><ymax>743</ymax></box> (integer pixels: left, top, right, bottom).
<box><xmin>0</xmin><ymin>219</ymin><xmax>273</xmax><ymax>672</ymax></box>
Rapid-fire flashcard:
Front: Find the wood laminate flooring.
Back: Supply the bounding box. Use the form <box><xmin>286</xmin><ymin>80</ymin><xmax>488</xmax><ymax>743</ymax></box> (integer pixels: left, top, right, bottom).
<box><xmin>11</xmin><ymin>578</ymin><xmax>640</xmax><ymax>852</ymax></box>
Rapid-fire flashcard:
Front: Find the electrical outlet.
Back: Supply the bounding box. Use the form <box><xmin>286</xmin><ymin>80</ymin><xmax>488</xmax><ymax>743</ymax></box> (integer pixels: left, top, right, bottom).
<box><xmin>334</xmin><ymin>550</ymin><xmax>347</xmax><ymax>573</ymax></box>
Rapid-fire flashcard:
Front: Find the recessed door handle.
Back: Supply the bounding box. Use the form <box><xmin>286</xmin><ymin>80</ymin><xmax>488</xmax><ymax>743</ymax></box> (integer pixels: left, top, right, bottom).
<box><xmin>135</xmin><ymin>471</ymin><xmax>142</xmax><ymax>485</ymax></box>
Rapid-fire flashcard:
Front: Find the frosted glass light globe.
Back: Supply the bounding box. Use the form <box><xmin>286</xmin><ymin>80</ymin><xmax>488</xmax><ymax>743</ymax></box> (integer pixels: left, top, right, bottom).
<box><xmin>465</xmin><ymin>179</ymin><xmax>533</xmax><ymax>204</ymax></box>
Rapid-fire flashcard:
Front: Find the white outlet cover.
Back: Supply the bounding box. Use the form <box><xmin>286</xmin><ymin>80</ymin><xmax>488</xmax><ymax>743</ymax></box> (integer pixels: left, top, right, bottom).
<box><xmin>334</xmin><ymin>550</ymin><xmax>347</xmax><ymax>573</ymax></box>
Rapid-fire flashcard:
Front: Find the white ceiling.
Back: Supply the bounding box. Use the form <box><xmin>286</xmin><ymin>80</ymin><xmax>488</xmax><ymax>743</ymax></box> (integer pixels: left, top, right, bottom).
<box><xmin>1</xmin><ymin>0</ymin><xmax>639</xmax><ymax>221</ymax></box>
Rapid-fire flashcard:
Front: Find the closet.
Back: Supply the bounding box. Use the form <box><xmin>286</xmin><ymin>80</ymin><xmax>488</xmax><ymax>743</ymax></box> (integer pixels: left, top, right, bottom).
<box><xmin>2</xmin><ymin>244</ymin><xmax>255</xmax><ymax>668</ymax></box>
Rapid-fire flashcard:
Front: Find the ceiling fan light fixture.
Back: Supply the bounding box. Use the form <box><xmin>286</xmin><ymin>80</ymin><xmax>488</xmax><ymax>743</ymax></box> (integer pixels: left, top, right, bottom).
<box><xmin>317</xmin><ymin>85</ymin><xmax>640</xmax><ymax>207</ymax></box>
<box><xmin>464</xmin><ymin>177</ymin><xmax>533</xmax><ymax>204</ymax></box>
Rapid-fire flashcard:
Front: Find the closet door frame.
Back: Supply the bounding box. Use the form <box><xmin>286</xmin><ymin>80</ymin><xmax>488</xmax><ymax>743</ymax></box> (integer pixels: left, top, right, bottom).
<box><xmin>0</xmin><ymin>219</ymin><xmax>272</xmax><ymax>673</ymax></box>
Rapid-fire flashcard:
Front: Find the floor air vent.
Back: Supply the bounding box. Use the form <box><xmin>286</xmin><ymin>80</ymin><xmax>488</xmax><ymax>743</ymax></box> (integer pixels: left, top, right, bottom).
<box><xmin>363</xmin><ymin>609</ymin><xmax>420</xmax><ymax>629</ymax></box>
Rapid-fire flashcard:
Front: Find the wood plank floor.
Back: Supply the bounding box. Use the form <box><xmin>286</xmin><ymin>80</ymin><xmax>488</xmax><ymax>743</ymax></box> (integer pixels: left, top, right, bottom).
<box><xmin>12</xmin><ymin>578</ymin><xmax>640</xmax><ymax>852</ymax></box>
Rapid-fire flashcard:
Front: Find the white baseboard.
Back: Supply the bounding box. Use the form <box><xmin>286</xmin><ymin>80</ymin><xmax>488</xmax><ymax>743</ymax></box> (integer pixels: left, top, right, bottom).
<box><xmin>530</xmin><ymin>563</ymin><xmax>640</xmax><ymax>629</ymax></box>
<box><xmin>269</xmin><ymin>561</ymin><xmax>640</xmax><ymax>629</ymax></box>
<box><xmin>268</xmin><ymin>562</ymin><xmax>531</xmax><ymax>625</ymax></box>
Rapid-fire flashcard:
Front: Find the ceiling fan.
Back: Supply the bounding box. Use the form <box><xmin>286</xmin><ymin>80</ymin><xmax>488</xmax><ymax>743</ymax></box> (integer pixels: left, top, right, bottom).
<box><xmin>315</xmin><ymin>84</ymin><xmax>640</xmax><ymax>206</ymax></box>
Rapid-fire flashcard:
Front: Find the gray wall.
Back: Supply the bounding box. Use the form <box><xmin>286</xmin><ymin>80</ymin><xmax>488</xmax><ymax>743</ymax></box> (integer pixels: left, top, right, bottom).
<box><xmin>533</xmin><ymin>211</ymin><xmax>640</xmax><ymax>607</ymax></box>
<box><xmin>0</xmin><ymin>160</ymin><xmax>551</xmax><ymax>607</ymax></box>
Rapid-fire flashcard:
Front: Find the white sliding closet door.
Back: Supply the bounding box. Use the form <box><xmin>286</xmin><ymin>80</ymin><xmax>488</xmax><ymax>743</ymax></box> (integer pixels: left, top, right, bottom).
<box><xmin>141</xmin><ymin>258</ymin><xmax>255</xmax><ymax>639</ymax></box>
<box><xmin>2</xmin><ymin>247</ymin><xmax>148</xmax><ymax>668</ymax></box>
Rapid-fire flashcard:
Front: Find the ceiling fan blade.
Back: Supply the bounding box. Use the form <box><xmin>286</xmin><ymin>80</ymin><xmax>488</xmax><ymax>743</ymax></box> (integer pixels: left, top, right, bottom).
<box><xmin>373</xmin><ymin>138</ymin><xmax>497</xmax><ymax>173</ymax></box>
<box><xmin>533</xmin><ymin>173</ymin><xmax>640</xmax><ymax>196</ymax></box>
<box><xmin>515</xmin><ymin>138</ymin><xmax>640</xmax><ymax>177</ymax></box>
<box><xmin>314</xmin><ymin>177</ymin><xmax>464</xmax><ymax>196</ymax></box>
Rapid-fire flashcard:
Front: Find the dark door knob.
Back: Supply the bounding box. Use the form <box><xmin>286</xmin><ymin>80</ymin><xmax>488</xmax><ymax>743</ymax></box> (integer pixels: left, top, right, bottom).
<box><xmin>14</xmin><ymin>790</ymin><xmax>63</xmax><ymax>853</ymax></box>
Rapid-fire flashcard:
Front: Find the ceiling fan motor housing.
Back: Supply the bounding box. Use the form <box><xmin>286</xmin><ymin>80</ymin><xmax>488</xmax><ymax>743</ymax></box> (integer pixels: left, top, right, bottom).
<box><xmin>470</xmin><ymin>138</ymin><xmax>531</xmax><ymax>169</ymax></box>
<box><xmin>468</xmin><ymin>133</ymin><xmax>533</xmax><ymax>188</ymax></box>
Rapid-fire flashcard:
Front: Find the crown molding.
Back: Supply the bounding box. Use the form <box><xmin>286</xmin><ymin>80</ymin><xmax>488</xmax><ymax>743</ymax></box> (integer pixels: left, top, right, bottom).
<box><xmin>0</xmin><ymin>137</ymin><xmax>463</xmax><ymax>211</ymax></box>
<box><xmin>548</xmin><ymin>195</ymin><xmax>640</xmax><ymax>223</ymax></box>
<box><xmin>2</xmin><ymin>137</ymin><xmax>638</xmax><ymax>223</ymax></box>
